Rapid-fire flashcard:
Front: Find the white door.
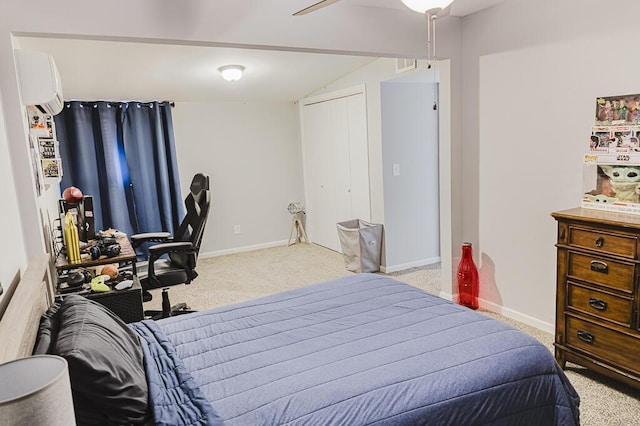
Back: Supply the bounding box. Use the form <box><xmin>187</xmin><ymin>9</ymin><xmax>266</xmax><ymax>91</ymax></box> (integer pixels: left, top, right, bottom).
<box><xmin>300</xmin><ymin>87</ymin><xmax>371</xmax><ymax>252</ymax></box>
<box><xmin>302</xmin><ymin>100</ymin><xmax>338</xmax><ymax>250</ymax></box>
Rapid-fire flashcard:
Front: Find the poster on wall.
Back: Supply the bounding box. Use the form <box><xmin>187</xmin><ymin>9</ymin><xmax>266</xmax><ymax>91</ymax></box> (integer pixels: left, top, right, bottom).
<box><xmin>41</xmin><ymin>159</ymin><xmax>62</xmax><ymax>178</ymax></box>
<box><xmin>28</xmin><ymin>134</ymin><xmax>43</xmax><ymax>197</ymax></box>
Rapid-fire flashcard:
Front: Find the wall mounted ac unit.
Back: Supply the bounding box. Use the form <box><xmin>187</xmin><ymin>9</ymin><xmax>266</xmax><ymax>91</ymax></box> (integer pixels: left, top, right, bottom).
<box><xmin>16</xmin><ymin>50</ymin><xmax>64</xmax><ymax>116</ymax></box>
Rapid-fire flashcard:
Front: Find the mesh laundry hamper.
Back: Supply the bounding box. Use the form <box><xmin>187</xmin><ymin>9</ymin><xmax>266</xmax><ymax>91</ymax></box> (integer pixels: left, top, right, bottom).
<box><xmin>337</xmin><ymin>219</ymin><xmax>383</xmax><ymax>273</ymax></box>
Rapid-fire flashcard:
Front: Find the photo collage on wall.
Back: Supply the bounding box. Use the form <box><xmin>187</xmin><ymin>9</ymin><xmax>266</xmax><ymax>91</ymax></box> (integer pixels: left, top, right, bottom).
<box><xmin>27</xmin><ymin>106</ymin><xmax>62</xmax><ymax>194</ymax></box>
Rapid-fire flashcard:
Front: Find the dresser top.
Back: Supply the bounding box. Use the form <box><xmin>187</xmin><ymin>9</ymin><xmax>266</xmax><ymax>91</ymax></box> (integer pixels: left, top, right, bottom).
<box><xmin>552</xmin><ymin>207</ymin><xmax>640</xmax><ymax>229</ymax></box>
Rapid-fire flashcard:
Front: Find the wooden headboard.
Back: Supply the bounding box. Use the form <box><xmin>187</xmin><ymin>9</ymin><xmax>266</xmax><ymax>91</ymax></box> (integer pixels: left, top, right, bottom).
<box><xmin>0</xmin><ymin>254</ymin><xmax>54</xmax><ymax>364</ymax></box>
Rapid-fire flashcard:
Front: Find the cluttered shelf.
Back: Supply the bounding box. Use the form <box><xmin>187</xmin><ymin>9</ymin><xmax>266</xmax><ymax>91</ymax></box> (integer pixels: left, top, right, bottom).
<box><xmin>54</xmin><ymin>232</ymin><xmax>136</xmax><ymax>272</ymax></box>
<box><xmin>54</xmin><ymin>230</ymin><xmax>143</xmax><ymax>323</ymax></box>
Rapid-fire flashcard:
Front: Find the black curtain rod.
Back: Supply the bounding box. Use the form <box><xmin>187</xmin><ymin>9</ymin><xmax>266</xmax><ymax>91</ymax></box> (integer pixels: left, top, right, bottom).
<box><xmin>64</xmin><ymin>100</ymin><xmax>175</xmax><ymax>108</ymax></box>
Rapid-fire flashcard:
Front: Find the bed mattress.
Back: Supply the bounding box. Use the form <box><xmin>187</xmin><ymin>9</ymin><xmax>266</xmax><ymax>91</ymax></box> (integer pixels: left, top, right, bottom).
<box><xmin>135</xmin><ymin>273</ymin><xmax>579</xmax><ymax>425</ymax></box>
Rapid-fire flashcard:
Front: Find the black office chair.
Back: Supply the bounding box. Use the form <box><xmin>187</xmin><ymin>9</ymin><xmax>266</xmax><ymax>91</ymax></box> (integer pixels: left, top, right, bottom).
<box><xmin>130</xmin><ymin>173</ymin><xmax>210</xmax><ymax>319</ymax></box>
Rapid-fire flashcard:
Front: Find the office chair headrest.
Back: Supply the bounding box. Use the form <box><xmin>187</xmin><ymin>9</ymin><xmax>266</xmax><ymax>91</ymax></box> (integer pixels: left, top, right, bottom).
<box><xmin>190</xmin><ymin>173</ymin><xmax>210</xmax><ymax>197</ymax></box>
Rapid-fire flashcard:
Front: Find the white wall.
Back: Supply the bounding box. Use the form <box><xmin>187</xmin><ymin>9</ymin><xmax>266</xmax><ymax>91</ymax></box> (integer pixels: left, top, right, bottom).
<box><xmin>172</xmin><ymin>101</ymin><xmax>304</xmax><ymax>255</ymax></box>
<box><xmin>307</xmin><ymin>58</ymin><xmax>457</xmax><ymax>280</ymax></box>
<box><xmin>462</xmin><ymin>0</ymin><xmax>640</xmax><ymax>331</ymax></box>
<box><xmin>0</xmin><ymin>88</ymin><xmax>28</xmax><ymax>313</ymax></box>
<box><xmin>381</xmin><ymin>81</ymin><xmax>439</xmax><ymax>271</ymax></box>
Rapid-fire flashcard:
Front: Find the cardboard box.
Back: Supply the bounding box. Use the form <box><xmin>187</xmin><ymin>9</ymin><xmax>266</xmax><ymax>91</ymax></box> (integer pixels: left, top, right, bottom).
<box><xmin>582</xmin><ymin>153</ymin><xmax>640</xmax><ymax>214</ymax></box>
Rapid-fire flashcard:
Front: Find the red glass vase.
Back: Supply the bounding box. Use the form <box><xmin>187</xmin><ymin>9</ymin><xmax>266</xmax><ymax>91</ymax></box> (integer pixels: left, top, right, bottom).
<box><xmin>457</xmin><ymin>242</ymin><xmax>479</xmax><ymax>309</ymax></box>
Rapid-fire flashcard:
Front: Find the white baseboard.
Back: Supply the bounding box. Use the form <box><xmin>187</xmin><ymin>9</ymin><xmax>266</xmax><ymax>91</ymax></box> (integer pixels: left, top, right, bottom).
<box><xmin>381</xmin><ymin>256</ymin><xmax>441</xmax><ymax>273</ymax></box>
<box><xmin>199</xmin><ymin>240</ymin><xmax>289</xmax><ymax>259</ymax></box>
<box><xmin>439</xmin><ymin>292</ymin><xmax>553</xmax><ymax>334</ymax></box>
<box><xmin>478</xmin><ymin>298</ymin><xmax>554</xmax><ymax>334</ymax></box>
<box><xmin>439</xmin><ymin>291</ymin><xmax>453</xmax><ymax>301</ymax></box>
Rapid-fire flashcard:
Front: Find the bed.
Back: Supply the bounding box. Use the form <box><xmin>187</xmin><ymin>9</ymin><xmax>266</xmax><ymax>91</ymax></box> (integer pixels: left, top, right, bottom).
<box><xmin>3</xmin><ymin>260</ymin><xmax>580</xmax><ymax>425</ymax></box>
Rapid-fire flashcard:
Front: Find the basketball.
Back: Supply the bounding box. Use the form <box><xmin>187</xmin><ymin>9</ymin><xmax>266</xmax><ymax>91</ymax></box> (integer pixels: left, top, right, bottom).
<box><xmin>100</xmin><ymin>264</ymin><xmax>119</xmax><ymax>280</ymax></box>
<box><xmin>62</xmin><ymin>186</ymin><xmax>83</xmax><ymax>203</ymax></box>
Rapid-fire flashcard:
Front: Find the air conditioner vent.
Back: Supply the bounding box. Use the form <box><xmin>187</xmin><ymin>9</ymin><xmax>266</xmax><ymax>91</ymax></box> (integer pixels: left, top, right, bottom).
<box><xmin>396</xmin><ymin>58</ymin><xmax>417</xmax><ymax>73</ymax></box>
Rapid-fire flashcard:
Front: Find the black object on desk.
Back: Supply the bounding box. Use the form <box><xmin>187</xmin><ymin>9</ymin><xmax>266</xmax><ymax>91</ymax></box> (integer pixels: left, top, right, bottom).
<box><xmin>84</xmin><ymin>276</ymin><xmax>144</xmax><ymax>324</ymax></box>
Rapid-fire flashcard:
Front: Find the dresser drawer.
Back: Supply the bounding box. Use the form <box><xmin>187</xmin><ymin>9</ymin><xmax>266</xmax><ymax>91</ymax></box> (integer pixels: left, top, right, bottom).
<box><xmin>567</xmin><ymin>283</ymin><xmax>633</xmax><ymax>326</ymax></box>
<box><xmin>567</xmin><ymin>252</ymin><xmax>635</xmax><ymax>292</ymax></box>
<box><xmin>568</xmin><ymin>226</ymin><xmax>637</xmax><ymax>259</ymax></box>
<box><xmin>567</xmin><ymin>316</ymin><xmax>640</xmax><ymax>375</ymax></box>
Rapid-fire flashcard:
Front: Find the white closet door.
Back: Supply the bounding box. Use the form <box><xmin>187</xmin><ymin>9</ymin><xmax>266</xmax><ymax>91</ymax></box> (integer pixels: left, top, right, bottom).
<box><xmin>346</xmin><ymin>93</ymin><xmax>371</xmax><ymax>223</ymax></box>
<box><xmin>300</xmin><ymin>88</ymin><xmax>370</xmax><ymax>252</ymax></box>
<box><xmin>332</xmin><ymin>97</ymin><xmax>352</xmax><ymax>226</ymax></box>
<box><xmin>301</xmin><ymin>101</ymin><xmax>339</xmax><ymax>251</ymax></box>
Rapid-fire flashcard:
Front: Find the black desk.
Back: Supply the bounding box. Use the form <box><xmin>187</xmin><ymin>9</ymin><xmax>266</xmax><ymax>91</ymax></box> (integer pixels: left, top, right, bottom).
<box><xmin>55</xmin><ymin>234</ymin><xmax>137</xmax><ymax>276</ymax></box>
<box><xmin>55</xmin><ymin>235</ymin><xmax>143</xmax><ymax>323</ymax></box>
<box><xmin>56</xmin><ymin>276</ymin><xmax>144</xmax><ymax>324</ymax></box>
<box><xmin>84</xmin><ymin>276</ymin><xmax>144</xmax><ymax>323</ymax></box>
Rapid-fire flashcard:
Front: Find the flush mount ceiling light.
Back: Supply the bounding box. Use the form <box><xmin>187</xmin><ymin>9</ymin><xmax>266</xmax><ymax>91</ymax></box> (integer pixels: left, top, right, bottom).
<box><xmin>401</xmin><ymin>0</ymin><xmax>454</xmax><ymax>14</ymax></box>
<box><xmin>218</xmin><ymin>65</ymin><xmax>245</xmax><ymax>82</ymax></box>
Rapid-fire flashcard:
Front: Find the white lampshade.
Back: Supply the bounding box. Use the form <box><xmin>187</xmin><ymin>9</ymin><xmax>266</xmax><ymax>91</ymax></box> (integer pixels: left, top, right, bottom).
<box><xmin>0</xmin><ymin>355</ymin><xmax>76</xmax><ymax>425</ymax></box>
<box><xmin>401</xmin><ymin>0</ymin><xmax>454</xmax><ymax>13</ymax></box>
<box><xmin>218</xmin><ymin>65</ymin><xmax>245</xmax><ymax>82</ymax></box>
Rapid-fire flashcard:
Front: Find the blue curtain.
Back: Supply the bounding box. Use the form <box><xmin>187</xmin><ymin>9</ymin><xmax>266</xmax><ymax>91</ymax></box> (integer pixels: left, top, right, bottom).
<box><xmin>54</xmin><ymin>101</ymin><xmax>183</xmax><ymax>237</ymax></box>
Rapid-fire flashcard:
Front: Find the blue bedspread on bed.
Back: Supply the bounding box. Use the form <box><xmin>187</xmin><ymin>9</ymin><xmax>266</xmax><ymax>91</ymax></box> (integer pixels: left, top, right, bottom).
<box><xmin>130</xmin><ymin>320</ymin><xmax>223</xmax><ymax>426</ymax></box>
<box><xmin>145</xmin><ymin>274</ymin><xmax>580</xmax><ymax>425</ymax></box>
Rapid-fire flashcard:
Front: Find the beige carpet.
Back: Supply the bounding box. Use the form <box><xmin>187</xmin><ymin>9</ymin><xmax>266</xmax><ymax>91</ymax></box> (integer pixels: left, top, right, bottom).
<box><xmin>144</xmin><ymin>243</ymin><xmax>640</xmax><ymax>425</ymax></box>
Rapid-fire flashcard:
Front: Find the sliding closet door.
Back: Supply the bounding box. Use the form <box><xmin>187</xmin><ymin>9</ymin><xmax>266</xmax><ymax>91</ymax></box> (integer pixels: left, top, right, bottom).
<box><xmin>300</xmin><ymin>87</ymin><xmax>370</xmax><ymax>252</ymax></box>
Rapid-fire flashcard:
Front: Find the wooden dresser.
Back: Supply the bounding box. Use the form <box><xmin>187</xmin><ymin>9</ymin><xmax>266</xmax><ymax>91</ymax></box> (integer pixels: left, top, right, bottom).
<box><xmin>552</xmin><ymin>207</ymin><xmax>640</xmax><ymax>389</ymax></box>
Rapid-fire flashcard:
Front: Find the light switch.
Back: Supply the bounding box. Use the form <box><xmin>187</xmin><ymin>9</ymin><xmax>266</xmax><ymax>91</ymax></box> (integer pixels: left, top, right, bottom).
<box><xmin>392</xmin><ymin>163</ymin><xmax>400</xmax><ymax>177</ymax></box>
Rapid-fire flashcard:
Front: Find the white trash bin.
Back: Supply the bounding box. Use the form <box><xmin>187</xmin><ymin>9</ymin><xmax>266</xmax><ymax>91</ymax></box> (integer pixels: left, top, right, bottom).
<box><xmin>337</xmin><ymin>219</ymin><xmax>383</xmax><ymax>273</ymax></box>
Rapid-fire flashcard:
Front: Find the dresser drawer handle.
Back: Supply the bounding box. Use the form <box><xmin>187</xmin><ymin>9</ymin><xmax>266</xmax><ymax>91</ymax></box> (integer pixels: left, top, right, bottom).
<box><xmin>590</xmin><ymin>260</ymin><xmax>608</xmax><ymax>274</ymax></box>
<box><xmin>589</xmin><ymin>298</ymin><xmax>608</xmax><ymax>311</ymax></box>
<box><xmin>577</xmin><ymin>330</ymin><xmax>595</xmax><ymax>344</ymax></box>
<box><xmin>595</xmin><ymin>237</ymin><xmax>604</xmax><ymax>248</ymax></box>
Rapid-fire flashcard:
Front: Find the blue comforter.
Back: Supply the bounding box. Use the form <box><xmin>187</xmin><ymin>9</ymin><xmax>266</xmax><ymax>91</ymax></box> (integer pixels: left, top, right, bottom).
<box><xmin>136</xmin><ymin>274</ymin><xmax>580</xmax><ymax>425</ymax></box>
<box><xmin>130</xmin><ymin>321</ymin><xmax>223</xmax><ymax>425</ymax></box>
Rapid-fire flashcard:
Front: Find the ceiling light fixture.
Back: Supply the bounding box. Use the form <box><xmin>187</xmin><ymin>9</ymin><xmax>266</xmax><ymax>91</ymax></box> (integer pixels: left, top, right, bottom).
<box><xmin>402</xmin><ymin>0</ymin><xmax>455</xmax><ymax>111</ymax></box>
<box><xmin>401</xmin><ymin>0</ymin><xmax>454</xmax><ymax>14</ymax></box>
<box><xmin>218</xmin><ymin>65</ymin><xmax>245</xmax><ymax>82</ymax></box>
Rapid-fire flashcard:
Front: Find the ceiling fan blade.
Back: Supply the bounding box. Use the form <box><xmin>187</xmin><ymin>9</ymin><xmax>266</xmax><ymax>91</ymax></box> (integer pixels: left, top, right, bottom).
<box><xmin>293</xmin><ymin>0</ymin><xmax>341</xmax><ymax>16</ymax></box>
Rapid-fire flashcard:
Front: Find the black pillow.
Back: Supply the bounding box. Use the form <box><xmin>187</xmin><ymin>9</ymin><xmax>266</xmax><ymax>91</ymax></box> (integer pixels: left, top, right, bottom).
<box><xmin>33</xmin><ymin>300</ymin><xmax>62</xmax><ymax>355</ymax></box>
<box><xmin>38</xmin><ymin>295</ymin><xmax>149</xmax><ymax>425</ymax></box>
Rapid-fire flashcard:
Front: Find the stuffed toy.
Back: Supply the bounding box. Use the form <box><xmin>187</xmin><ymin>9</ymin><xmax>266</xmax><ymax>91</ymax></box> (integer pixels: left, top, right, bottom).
<box><xmin>599</xmin><ymin>165</ymin><xmax>640</xmax><ymax>203</ymax></box>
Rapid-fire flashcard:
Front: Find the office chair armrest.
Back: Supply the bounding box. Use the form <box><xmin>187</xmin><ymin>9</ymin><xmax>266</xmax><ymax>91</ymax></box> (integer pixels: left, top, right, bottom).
<box><xmin>147</xmin><ymin>241</ymin><xmax>195</xmax><ymax>258</ymax></box>
<box><xmin>130</xmin><ymin>232</ymin><xmax>173</xmax><ymax>248</ymax></box>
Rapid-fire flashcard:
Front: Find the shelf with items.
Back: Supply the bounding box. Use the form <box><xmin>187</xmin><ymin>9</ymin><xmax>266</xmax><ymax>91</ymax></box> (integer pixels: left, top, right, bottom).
<box><xmin>54</xmin><ymin>233</ymin><xmax>137</xmax><ymax>293</ymax></box>
<box><xmin>26</xmin><ymin>106</ymin><xmax>62</xmax><ymax>196</ymax></box>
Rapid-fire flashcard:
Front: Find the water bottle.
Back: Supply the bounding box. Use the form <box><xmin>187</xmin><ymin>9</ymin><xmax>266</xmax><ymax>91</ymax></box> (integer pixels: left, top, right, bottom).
<box><xmin>457</xmin><ymin>242</ymin><xmax>479</xmax><ymax>309</ymax></box>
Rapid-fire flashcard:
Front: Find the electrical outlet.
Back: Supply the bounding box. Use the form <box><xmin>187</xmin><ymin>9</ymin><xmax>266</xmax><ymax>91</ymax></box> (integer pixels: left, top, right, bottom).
<box><xmin>392</xmin><ymin>163</ymin><xmax>400</xmax><ymax>177</ymax></box>
<box><xmin>233</xmin><ymin>225</ymin><xmax>241</xmax><ymax>235</ymax></box>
